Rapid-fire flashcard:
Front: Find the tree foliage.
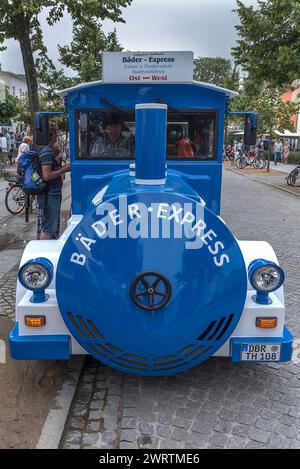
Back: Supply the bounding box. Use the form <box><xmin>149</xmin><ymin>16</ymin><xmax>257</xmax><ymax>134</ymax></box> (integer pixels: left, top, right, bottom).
<box><xmin>14</xmin><ymin>93</ymin><xmax>68</xmax><ymax>130</ymax></box>
<box><xmin>194</xmin><ymin>57</ymin><xmax>240</xmax><ymax>91</ymax></box>
<box><xmin>0</xmin><ymin>89</ymin><xmax>18</xmax><ymax>124</ymax></box>
<box><xmin>58</xmin><ymin>22</ymin><xmax>122</xmax><ymax>84</ymax></box>
<box><xmin>250</xmin><ymin>86</ymin><xmax>299</xmax><ymax>137</ymax></box>
<box><xmin>0</xmin><ymin>0</ymin><xmax>132</xmax><ymax>131</ymax></box>
<box><xmin>232</xmin><ymin>0</ymin><xmax>300</xmax><ymax>87</ymax></box>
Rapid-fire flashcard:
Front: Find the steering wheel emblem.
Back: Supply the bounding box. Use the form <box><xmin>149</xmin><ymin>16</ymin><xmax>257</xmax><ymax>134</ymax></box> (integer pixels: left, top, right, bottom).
<box><xmin>130</xmin><ymin>272</ymin><xmax>172</xmax><ymax>311</ymax></box>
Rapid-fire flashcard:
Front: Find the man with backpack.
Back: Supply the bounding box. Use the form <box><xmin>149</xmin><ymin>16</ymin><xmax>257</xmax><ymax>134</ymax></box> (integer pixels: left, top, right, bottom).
<box><xmin>37</xmin><ymin>127</ymin><xmax>70</xmax><ymax>240</ymax></box>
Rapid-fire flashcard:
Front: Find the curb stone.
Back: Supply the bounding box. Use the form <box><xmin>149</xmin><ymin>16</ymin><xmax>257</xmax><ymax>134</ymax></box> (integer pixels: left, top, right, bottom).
<box><xmin>36</xmin><ymin>357</ymin><xmax>85</xmax><ymax>449</ymax></box>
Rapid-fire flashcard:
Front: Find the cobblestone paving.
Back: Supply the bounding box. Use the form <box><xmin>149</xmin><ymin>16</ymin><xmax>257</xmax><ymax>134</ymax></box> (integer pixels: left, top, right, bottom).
<box><xmin>0</xmin><ymin>266</ymin><xmax>18</xmax><ymax>320</ymax></box>
<box><xmin>60</xmin><ymin>171</ymin><xmax>300</xmax><ymax>449</ymax></box>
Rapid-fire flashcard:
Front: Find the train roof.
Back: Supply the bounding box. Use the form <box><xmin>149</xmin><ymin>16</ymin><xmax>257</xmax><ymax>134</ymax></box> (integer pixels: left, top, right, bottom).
<box><xmin>57</xmin><ymin>80</ymin><xmax>239</xmax><ymax>99</ymax></box>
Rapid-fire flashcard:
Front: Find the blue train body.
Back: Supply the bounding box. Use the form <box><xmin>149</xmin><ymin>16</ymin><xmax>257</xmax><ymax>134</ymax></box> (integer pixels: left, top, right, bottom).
<box><xmin>9</xmin><ymin>70</ymin><xmax>293</xmax><ymax>376</ymax></box>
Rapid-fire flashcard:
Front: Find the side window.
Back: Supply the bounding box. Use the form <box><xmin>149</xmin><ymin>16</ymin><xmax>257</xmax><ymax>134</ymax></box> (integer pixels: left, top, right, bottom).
<box><xmin>166</xmin><ymin>112</ymin><xmax>217</xmax><ymax>160</ymax></box>
<box><xmin>77</xmin><ymin>110</ymin><xmax>217</xmax><ymax>160</ymax></box>
<box><xmin>77</xmin><ymin>111</ymin><xmax>135</xmax><ymax>160</ymax></box>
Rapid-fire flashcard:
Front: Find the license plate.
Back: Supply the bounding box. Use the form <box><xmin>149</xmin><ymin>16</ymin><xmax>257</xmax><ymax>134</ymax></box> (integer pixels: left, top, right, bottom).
<box><xmin>241</xmin><ymin>344</ymin><xmax>281</xmax><ymax>361</ymax></box>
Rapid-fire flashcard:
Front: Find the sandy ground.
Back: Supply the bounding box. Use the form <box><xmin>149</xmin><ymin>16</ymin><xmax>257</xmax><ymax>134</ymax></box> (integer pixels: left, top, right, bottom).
<box><xmin>0</xmin><ymin>316</ymin><xmax>66</xmax><ymax>449</ymax></box>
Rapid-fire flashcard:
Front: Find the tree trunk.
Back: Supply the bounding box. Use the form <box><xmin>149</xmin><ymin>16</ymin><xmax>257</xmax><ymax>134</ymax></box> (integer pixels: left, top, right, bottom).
<box><xmin>18</xmin><ymin>28</ymin><xmax>40</xmax><ymax>143</ymax></box>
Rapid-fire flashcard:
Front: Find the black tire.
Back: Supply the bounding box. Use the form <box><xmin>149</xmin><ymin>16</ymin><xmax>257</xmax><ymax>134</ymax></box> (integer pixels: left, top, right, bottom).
<box><xmin>252</xmin><ymin>158</ymin><xmax>261</xmax><ymax>169</ymax></box>
<box><xmin>290</xmin><ymin>169</ymin><xmax>300</xmax><ymax>187</ymax></box>
<box><xmin>234</xmin><ymin>157</ymin><xmax>246</xmax><ymax>169</ymax></box>
<box><xmin>286</xmin><ymin>174</ymin><xmax>293</xmax><ymax>186</ymax></box>
<box><xmin>5</xmin><ymin>185</ymin><xmax>26</xmax><ymax>214</ymax></box>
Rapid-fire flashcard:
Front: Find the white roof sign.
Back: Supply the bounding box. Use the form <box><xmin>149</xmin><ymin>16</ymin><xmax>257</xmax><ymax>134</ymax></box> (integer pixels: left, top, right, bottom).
<box><xmin>102</xmin><ymin>51</ymin><xmax>194</xmax><ymax>84</ymax></box>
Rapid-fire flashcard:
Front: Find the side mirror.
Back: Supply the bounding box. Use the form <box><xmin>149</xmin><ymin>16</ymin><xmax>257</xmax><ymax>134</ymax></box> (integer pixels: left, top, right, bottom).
<box><xmin>34</xmin><ymin>113</ymin><xmax>49</xmax><ymax>146</ymax></box>
<box><xmin>244</xmin><ymin>113</ymin><xmax>258</xmax><ymax>146</ymax></box>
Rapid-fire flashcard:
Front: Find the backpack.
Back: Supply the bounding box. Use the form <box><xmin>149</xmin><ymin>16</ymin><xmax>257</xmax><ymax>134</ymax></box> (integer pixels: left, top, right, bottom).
<box><xmin>18</xmin><ymin>150</ymin><xmax>47</xmax><ymax>195</ymax></box>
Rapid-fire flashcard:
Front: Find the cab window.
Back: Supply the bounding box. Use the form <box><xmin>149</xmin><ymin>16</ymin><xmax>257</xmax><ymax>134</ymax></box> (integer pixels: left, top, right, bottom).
<box><xmin>76</xmin><ymin>110</ymin><xmax>217</xmax><ymax>160</ymax></box>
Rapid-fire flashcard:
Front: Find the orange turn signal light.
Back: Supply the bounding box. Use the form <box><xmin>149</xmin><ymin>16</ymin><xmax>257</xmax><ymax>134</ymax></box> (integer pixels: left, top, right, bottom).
<box><xmin>24</xmin><ymin>316</ymin><xmax>46</xmax><ymax>328</ymax></box>
<box><xmin>256</xmin><ymin>317</ymin><xmax>278</xmax><ymax>329</ymax></box>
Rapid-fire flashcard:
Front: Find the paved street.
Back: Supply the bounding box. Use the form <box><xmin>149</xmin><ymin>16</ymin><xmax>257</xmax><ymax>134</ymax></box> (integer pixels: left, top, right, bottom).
<box><xmin>58</xmin><ymin>170</ymin><xmax>300</xmax><ymax>450</ymax></box>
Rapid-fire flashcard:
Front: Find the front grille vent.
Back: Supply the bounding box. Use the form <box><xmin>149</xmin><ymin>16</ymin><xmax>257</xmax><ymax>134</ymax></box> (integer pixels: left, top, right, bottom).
<box><xmin>66</xmin><ymin>311</ymin><xmax>235</xmax><ymax>374</ymax></box>
<box><xmin>197</xmin><ymin>314</ymin><xmax>234</xmax><ymax>342</ymax></box>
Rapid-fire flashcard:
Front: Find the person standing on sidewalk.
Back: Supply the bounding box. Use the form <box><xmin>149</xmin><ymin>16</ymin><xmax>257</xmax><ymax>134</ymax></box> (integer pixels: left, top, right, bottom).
<box><xmin>282</xmin><ymin>141</ymin><xmax>290</xmax><ymax>165</ymax></box>
<box><xmin>37</xmin><ymin>127</ymin><xmax>70</xmax><ymax>240</ymax></box>
<box><xmin>273</xmin><ymin>138</ymin><xmax>283</xmax><ymax>165</ymax></box>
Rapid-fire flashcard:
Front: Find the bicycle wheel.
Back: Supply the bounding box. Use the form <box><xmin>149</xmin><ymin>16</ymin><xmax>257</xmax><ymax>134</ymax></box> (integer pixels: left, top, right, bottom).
<box><xmin>258</xmin><ymin>158</ymin><xmax>267</xmax><ymax>169</ymax></box>
<box><xmin>5</xmin><ymin>185</ymin><xmax>26</xmax><ymax>214</ymax></box>
<box><xmin>290</xmin><ymin>169</ymin><xmax>300</xmax><ymax>187</ymax></box>
<box><xmin>252</xmin><ymin>158</ymin><xmax>261</xmax><ymax>169</ymax></box>
<box><xmin>286</xmin><ymin>173</ymin><xmax>293</xmax><ymax>186</ymax></box>
<box><xmin>234</xmin><ymin>157</ymin><xmax>246</xmax><ymax>169</ymax></box>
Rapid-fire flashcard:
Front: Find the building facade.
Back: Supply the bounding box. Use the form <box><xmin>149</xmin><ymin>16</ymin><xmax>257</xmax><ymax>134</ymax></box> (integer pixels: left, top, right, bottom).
<box><xmin>0</xmin><ymin>69</ymin><xmax>27</xmax><ymax>99</ymax></box>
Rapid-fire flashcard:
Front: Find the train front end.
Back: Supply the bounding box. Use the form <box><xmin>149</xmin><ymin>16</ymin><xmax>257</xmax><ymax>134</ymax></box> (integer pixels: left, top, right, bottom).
<box><xmin>9</xmin><ymin>66</ymin><xmax>293</xmax><ymax>376</ymax></box>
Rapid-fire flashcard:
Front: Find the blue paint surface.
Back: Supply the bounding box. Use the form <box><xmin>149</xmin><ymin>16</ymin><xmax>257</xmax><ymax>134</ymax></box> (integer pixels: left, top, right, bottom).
<box><xmin>56</xmin><ymin>187</ymin><xmax>247</xmax><ymax>375</ymax></box>
<box><xmin>9</xmin><ymin>323</ymin><xmax>71</xmax><ymax>360</ymax></box>
<box><xmin>67</xmin><ymin>82</ymin><xmax>225</xmax><ymax>216</ymax></box>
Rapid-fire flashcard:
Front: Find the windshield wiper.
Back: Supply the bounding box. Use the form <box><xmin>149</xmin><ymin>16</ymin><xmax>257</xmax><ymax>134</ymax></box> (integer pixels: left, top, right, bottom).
<box><xmin>154</xmin><ymin>98</ymin><xmax>186</xmax><ymax>118</ymax></box>
<box><xmin>100</xmin><ymin>98</ymin><xmax>127</xmax><ymax>115</ymax></box>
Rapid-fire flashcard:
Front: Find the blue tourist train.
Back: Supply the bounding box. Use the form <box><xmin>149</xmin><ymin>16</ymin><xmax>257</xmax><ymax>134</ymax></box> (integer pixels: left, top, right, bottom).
<box><xmin>9</xmin><ymin>52</ymin><xmax>293</xmax><ymax>376</ymax></box>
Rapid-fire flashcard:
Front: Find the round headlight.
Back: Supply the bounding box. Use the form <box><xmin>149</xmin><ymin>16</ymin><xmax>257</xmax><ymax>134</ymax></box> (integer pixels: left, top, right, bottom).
<box><xmin>19</xmin><ymin>258</ymin><xmax>53</xmax><ymax>291</ymax></box>
<box><xmin>248</xmin><ymin>259</ymin><xmax>285</xmax><ymax>293</ymax></box>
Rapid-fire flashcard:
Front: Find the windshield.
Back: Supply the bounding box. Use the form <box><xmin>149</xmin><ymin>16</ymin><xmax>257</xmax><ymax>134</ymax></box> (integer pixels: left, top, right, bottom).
<box><xmin>77</xmin><ymin>110</ymin><xmax>217</xmax><ymax>161</ymax></box>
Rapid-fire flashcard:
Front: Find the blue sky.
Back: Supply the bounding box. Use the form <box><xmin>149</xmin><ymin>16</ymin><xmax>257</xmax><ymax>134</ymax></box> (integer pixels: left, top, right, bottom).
<box><xmin>0</xmin><ymin>0</ymin><xmax>257</xmax><ymax>75</ymax></box>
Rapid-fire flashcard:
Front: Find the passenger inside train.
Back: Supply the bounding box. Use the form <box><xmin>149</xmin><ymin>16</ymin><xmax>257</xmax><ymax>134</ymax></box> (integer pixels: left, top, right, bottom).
<box><xmin>78</xmin><ymin>110</ymin><xmax>216</xmax><ymax>160</ymax></box>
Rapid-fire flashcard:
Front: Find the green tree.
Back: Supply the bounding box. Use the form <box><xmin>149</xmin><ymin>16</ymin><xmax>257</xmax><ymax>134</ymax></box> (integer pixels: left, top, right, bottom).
<box><xmin>0</xmin><ymin>89</ymin><xmax>18</xmax><ymax>124</ymax></box>
<box><xmin>58</xmin><ymin>23</ymin><xmax>122</xmax><ymax>83</ymax></box>
<box><xmin>0</xmin><ymin>0</ymin><xmax>132</xmax><ymax>132</ymax></box>
<box><xmin>233</xmin><ymin>0</ymin><xmax>300</xmax><ymax>87</ymax></box>
<box><xmin>231</xmin><ymin>84</ymin><xmax>299</xmax><ymax>170</ymax></box>
<box><xmin>194</xmin><ymin>57</ymin><xmax>240</xmax><ymax>91</ymax></box>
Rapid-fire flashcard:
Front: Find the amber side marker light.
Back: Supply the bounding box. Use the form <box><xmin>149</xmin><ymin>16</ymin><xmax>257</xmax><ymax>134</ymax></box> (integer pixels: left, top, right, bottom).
<box><xmin>256</xmin><ymin>317</ymin><xmax>278</xmax><ymax>329</ymax></box>
<box><xmin>25</xmin><ymin>316</ymin><xmax>46</xmax><ymax>328</ymax></box>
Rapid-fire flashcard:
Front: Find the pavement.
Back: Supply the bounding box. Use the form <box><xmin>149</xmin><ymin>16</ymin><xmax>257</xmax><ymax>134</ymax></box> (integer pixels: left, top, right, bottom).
<box><xmin>225</xmin><ymin>161</ymin><xmax>300</xmax><ymax>197</ymax></box>
<box><xmin>270</xmin><ymin>162</ymin><xmax>296</xmax><ymax>174</ymax></box>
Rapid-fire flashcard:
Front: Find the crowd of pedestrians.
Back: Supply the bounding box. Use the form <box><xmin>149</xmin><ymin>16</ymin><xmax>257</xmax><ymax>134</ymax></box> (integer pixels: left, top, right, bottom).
<box><xmin>223</xmin><ymin>136</ymin><xmax>291</xmax><ymax>165</ymax></box>
<box><xmin>0</xmin><ymin>128</ymin><xmax>69</xmax><ymax>165</ymax></box>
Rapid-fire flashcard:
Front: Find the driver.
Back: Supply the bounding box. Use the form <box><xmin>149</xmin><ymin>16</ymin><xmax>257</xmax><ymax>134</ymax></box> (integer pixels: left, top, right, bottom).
<box><xmin>91</xmin><ymin>114</ymin><xmax>134</xmax><ymax>158</ymax></box>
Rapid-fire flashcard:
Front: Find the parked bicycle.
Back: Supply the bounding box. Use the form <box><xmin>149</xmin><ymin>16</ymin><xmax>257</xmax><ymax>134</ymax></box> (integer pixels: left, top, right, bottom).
<box><xmin>5</xmin><ymin>176</ymin><xmax>37</xmax><ymax>217</ymax></box>
<box><xmin>286</xmin><ymin>161</ymin><xmax>300</xmax><ymax>187</ymax></box>
<box><xmin>234</xmin><ymin>150</ymin><xmax>267</xmax><ymax>170</ymax></box>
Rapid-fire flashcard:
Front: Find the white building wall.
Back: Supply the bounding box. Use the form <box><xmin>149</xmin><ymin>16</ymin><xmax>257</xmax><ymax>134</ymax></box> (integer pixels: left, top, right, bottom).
<box><xmin>0</xmin><ymin>72</ymin><xmax>27</xmax><ymax>99</ymax></box>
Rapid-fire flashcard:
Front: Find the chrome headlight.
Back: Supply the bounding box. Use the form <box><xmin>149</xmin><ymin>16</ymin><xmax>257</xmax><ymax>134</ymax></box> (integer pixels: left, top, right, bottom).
<box><xmin>19</xmin><ymin>258</ymin><xmax>53</xmax><ymax>291</ymax></box>
<box><xmin>248</xmin><ymin>259</ymin><xmax>285</xmax><ymax>293</ymax></box>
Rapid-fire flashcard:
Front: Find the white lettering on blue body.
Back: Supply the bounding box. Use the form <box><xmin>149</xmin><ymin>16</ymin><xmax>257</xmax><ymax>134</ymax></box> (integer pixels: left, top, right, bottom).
<box><xmin>69</xmin><ymin>198</ymin><xmax>231</xmax><ymax>267</ymax></box>
<box><xmin>71</xmin><ymin>253</ymin><xmax>86</xmax><ymax>266</ymax></box>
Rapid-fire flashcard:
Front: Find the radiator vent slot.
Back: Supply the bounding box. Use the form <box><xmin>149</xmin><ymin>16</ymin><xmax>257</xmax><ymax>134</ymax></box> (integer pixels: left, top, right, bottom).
<box><xmin>66</xmin><ymin>311</ymin><xmax>237</xmax><ymax>374</ymax></box>
<box><xmin>197</xmin><ymin>321</ymin><xmax>217</xmax><ymax>341</ymax></box>
<box><xmin>197</xmin><ymin>315</ymin><xmax>235</xmax><ymax>342</ymax></box>
<box><xmin>216</xmin><ymin>314</ymin><xmax>234</xmax><ymax>340</ymax></box>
